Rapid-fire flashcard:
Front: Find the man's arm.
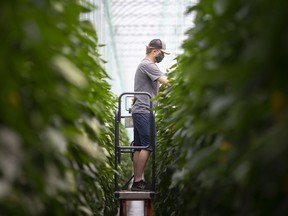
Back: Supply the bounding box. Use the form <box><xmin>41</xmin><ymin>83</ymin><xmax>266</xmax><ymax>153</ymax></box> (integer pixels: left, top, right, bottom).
<box><xmin>158</xmin><ymin>75</ymin><xmax>170</xmax><ymax>86</ymax></box>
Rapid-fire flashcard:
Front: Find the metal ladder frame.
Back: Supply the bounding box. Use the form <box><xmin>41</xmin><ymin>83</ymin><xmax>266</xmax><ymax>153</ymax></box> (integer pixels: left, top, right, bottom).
<box><xmin>114</xmin><ymin>92</ymin><xmax>156</xmax><ymax>216</ymax></box>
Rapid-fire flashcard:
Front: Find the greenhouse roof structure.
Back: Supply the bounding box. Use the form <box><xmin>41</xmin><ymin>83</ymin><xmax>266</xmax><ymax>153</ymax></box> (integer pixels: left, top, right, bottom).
<box><xmin>83</xmin><ymin>0</ymin><xmax>196</xmax><ymax>94</ymax></box>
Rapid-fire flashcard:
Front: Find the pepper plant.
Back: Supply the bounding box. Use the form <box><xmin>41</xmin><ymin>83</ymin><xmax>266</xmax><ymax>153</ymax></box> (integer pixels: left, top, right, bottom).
<box><xmin>0</xmin><ymin>0</ymin><xmax>130</xmax><ymax>215</ymax></box>
<box><xmin>154</xmin><ymin>0</ymin><xmax>288</xmax><ymax>215</ymax></box>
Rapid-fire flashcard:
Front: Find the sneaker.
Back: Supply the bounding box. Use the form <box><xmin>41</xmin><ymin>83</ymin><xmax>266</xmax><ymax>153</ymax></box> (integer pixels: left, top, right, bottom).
<box><xmin>131</xmin><ymin>180</ymin><xmax>150</xmax><ymax>191</ymax></box>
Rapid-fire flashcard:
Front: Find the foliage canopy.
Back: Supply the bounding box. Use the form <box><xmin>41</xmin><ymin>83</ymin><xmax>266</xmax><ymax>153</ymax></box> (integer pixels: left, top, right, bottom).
<box><xmin>154</xmin><ymin>0</ymin><xmax>288</xmax><ymax>215</ymax></box>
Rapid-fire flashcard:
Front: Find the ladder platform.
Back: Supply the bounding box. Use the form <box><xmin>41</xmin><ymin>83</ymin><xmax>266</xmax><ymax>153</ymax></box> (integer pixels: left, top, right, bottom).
<box><xmin>115</xmin><ymin>190</ymin><xmax>155</xmax><ymax>200</ymax></box>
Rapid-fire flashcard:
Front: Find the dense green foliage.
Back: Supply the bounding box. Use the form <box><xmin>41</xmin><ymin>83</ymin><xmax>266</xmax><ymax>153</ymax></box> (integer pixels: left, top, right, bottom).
<box><xmin>155</xmin><ymin>0</ymin><xmax>288</xmax><ymax>215</ymax></box>
<box><xmin>0</xmin><ymin>0</ymin><xmax>130</xmax><ymax>215</ymax></box>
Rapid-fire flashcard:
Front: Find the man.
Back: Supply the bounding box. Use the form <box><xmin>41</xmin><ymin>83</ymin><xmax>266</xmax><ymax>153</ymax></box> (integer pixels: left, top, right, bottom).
<box><xmin>131</xmin><ymin>39</ymin><xmax>170</xmax><ymax>191</ymax></box>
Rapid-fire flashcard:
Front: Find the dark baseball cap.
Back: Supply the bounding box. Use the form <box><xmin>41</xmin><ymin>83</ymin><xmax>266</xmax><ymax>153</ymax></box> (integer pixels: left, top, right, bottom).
<box><xmin>147</xmin><ymin>39</ymin><xmax>170</xmax><ymax>55</ymax></box>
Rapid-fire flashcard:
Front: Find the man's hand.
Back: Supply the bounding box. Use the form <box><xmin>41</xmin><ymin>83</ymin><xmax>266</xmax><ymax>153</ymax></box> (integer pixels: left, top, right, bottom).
<box><xmin>158</xmin><ymin>75</ymin><xmax>170</xmax><ymax>86</ymax></box>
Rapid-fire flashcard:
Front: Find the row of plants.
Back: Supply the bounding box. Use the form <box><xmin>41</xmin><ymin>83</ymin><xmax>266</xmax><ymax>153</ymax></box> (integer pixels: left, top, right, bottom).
<box><xmin>0</xmin><ymin>0</ymin><xmax>130</xmax><ymax>215</ymax></box>
<box><xmin>154</xmin><ymin>0</ymin><xmax>288</xmax><ymax>215</ymax></box>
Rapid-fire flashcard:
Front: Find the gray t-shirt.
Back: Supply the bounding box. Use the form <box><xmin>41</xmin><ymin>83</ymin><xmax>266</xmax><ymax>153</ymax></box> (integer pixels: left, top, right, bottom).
<box><xmin>131</xmin><ymin>58</ymin><xmax>164</xmax><ymax>113</ymax></box>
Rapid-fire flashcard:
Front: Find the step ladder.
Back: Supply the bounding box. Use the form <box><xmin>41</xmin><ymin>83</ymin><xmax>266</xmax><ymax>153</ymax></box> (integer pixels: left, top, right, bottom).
<box><xmin>114</xmin><ymin>92</ymin><xmax>156</xmax><ymax>216</ymax></box>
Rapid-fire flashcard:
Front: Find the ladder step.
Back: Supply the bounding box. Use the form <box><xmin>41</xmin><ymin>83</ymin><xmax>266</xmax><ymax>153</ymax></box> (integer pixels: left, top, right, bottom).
<box><xmin>115</xmin><ymin>191</ymin><xmax>155</xmax><ymax>199</ymax></box>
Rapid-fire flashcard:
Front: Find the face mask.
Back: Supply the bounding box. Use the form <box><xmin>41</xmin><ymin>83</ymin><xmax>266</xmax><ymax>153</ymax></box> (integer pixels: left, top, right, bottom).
<box><xmin>155</xmin><ymin>52</ymin><xmax>165</xmax><ymax>63</ymax></box>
